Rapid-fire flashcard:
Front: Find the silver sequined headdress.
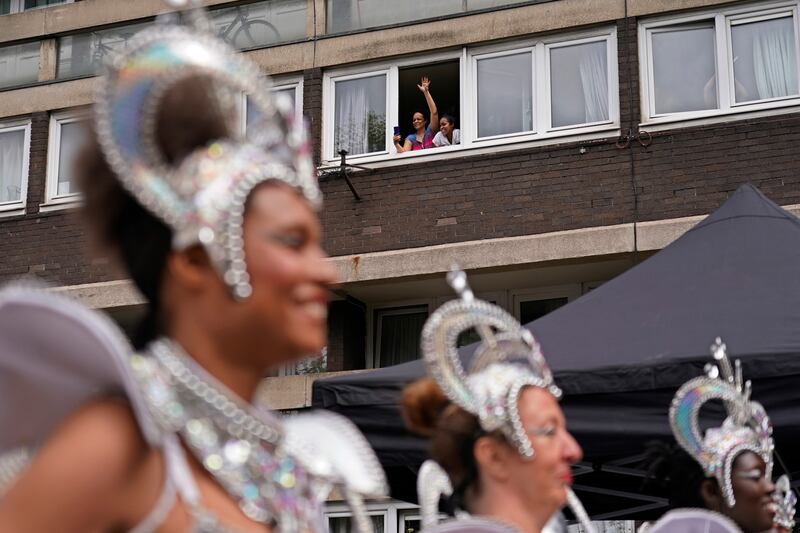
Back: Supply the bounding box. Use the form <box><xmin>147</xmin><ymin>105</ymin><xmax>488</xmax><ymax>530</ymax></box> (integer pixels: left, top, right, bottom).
<box><xmin>669</xmin><ymin>338</ymin><xmax>774</xmax><ymax>508</ymax></box>
<box><xmin>418</xmin><ymin>268</ymin><xmax>594</xmax><ymax>532</ymax></box>
<box><xmin>94</xmin><ymin>0</ymin><xmax>320</xmax><ymax>299</ymax></box>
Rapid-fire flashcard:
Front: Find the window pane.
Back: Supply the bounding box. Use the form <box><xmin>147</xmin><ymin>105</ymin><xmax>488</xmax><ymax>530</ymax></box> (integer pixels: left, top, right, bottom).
<box><xmin>731</xmin><ymin>16</ymin><xmax>798</xmax><ymax>103</ymax></box>
<box><xmin>57</xmin><ymin>21</ymin><xmax>149</xmax><ymax>79</ymax></box>
<box><xmin>0</xmin><ymin>41</ymin><xmax>39</xmax><ymax>89</ymax></box>
<box><xmin>550</xmin><ymin>40</ymin><xmax>608</xmax><ymax>128</ymax></box>
<box><xmin>24</xmin><ymin>0</ymin><xmax>68</xmax><ymax>9</ymax></box>
<box><xmin>519</xmin><ymin>297</ymin><xmax>568</xmax><ymax>325</ymax></box>
<box><xmin>329</xmin><ymin>515</ymin><xmax>385</xmax><ymax>533</ymax></box>
<box><xmin>245</xmin><ymin>88</ymin><xmax>296</xmax><ymax>134</ymax></box>
<box><xmin>327</xmin><ymin>0</ymin><xmax>533</xmax><ymax>33</ymax></box>
<box><xmin>0</xmin><ymin>129</ymin><xmax>25</xmax><ymax>204</ymax></box>
<box><xmin>376</xmin><ymin>306</ymin><xmax>427</xmax><ymax>367</ymax></box>
<box><xmin>651</xmin><ymin>24</ymin><xmax>717</xmax><ymax>114</ymax></box>
<box><xmin>0</xmin><ymin>1</ymin><xmax>11</xmax><ymax>15</ymax></box>
<box><xmin>477</xmin><ymin>52</ymin><xmax>533</xmax><ymax>138</ymax></box>
<box><xmin>334</xmin><ymin>75</ymin><xmax>386</xmax><ymax>156</ymax></box>
<box><xmin>56</xmin><ymin>121</ymin><xmax>85</xmax><ymax>196</ymax></box>
<box><xmin>211</xmin><ymin>0</ymin><xmax>306</xmax><ymax>51</ymax></box>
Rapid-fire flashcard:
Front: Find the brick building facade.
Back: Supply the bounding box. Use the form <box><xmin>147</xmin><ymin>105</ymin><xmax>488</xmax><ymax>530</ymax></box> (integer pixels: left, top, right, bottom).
<box><xmin>2</xmin><ymin>0</ymin><xmax>800</xmax><ymax>525</ymax></box>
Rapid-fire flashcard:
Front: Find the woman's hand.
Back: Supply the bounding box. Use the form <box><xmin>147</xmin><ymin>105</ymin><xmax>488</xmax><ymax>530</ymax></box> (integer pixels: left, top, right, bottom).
<box><xmin>417</xmin><ymin>76</ymin><xmax>431</xmax><ymax>94</ymax></box>
<box><xmin>393</xmin><ymin>134</ymin><xmax>402</xmax><ymax>144</ymax></box>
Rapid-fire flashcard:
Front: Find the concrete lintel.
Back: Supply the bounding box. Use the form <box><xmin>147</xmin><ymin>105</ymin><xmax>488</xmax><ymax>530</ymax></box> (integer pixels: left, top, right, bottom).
<box><xmin>627</xmin><ymin>0</ymin><xmax>748</xmax><ymax>18</ymax></box>
<box><xmin>0</xmin><ymin>77</ymin><xmax>96</xmax><ymax>119</ymax></box>
<box><xmin>331</xmin><ymin>223</ymin><xmax>636</xmax><ymax>284</ymax></box>
<box><xmin>257</xmin><ymin>369</ymin><xmax>368</xmax><ymax>409</ymax></box>
<box><xmin>50</xmin><ymin>279</ymin><xmax>145</xmax><ymax>309</ymax></box>
<box><xmin>47</xmin><ymin>203</ymin><xmax>800</xmax><ymax>309</ymax></box>
<box><xmin>0</xmin><ymin>0</ymin><xmax>237</xmax><ymax>45</ymax></box>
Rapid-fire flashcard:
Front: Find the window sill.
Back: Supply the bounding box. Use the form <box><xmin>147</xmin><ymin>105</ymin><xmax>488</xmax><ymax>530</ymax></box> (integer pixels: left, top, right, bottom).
<box><xmin>39</xmin><ymin>198</ymin><xmax>82</xmax><ymax>212</ymax></box>
<box><xmin>641</xmin><ymin>99</ymin><xmax>800</xmax><ymax>132</ymax></box>
<box><xmin>0</xmin><ymin>206</ymin><xmax>25</xmax><ymax>218</ymax></box>
<box><xmin>319</xmin><ymin>124</ymin><xmax>620</xmax><ymax>170</ymax></box>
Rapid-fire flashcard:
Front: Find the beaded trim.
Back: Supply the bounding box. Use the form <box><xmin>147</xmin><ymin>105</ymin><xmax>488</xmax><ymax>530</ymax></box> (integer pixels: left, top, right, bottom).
<box><xmin>131</xmin><ymin>338</ymin><xmax>385</xmax><ymax>533</ymax></box>
<box><xmin>669</xmin><ymin>338</ymin><xmax>774</xmax><ymax>507</ymax></box>
<box><xmin>94</xmin><ymin>2</ymin><xmax>321</xmax><ymax>300</ymax></box>
<box><xmin>420</xmin><ymin>269</ymin><xmax>559</xmax><ymax>459</ymax></box>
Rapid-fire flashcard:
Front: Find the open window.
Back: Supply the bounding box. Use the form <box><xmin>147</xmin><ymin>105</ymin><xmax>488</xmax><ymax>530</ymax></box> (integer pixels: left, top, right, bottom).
<box><xmin>397</xmin><ymin>60</ymin><xmax>460</xmax><ymax>147</ymax></box>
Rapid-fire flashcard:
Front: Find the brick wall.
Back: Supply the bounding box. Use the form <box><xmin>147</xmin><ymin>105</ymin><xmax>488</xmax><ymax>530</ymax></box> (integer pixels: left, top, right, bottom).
<box><xmin>0</xmin><ymin>112</ymin><xmax>117</xmax><ymax>286</ymax></box>
<box><xmin>3</xmin><ymin>16</ymin><xmax>800</xmax><ymax>287</ymax></box>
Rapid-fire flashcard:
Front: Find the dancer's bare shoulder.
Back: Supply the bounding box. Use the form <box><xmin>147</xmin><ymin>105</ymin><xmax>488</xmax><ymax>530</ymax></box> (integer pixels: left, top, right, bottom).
<box><xmin>0</xmin><ymin>397</ymin><xmax>161</xmax><ymax>532</ymax></box>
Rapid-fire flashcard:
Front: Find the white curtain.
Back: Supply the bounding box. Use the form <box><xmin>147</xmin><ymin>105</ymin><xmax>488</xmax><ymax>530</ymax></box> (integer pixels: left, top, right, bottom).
<box><xmin>0</xmin><ymin>130</ymin><xmax>23</xmax><ymax>203</ymax></box>
<box><xmin>752</xmin><ymin>19</ymin><xmax>798</xmax><ymax>100</ymax></box>
<box><xmin>579</xmin><ymin>44</ymin><xmax>609</xmax><ymax>123</ymax></box>
<box><xmin>334</xmin><ymin>82</ymin><xmax>369</xmax><ymax>156</ymax></box>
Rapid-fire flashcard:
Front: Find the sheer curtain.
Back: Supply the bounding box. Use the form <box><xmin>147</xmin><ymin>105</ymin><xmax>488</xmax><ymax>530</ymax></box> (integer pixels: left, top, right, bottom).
<box><xmin>334</xmin><ymin>81</ymin><xmax>369</xmax><ymax>156</ymax></box>
<box><xmin>0</xmin><ymin>130</ymin><xmax>23</xmax><ymax>204</ymax></box>
<box><xmin>377</xmin><ymin>309</ymin><xmax>427</xmax><ymax>367</ymax></box>
<box><xmin>752</xmin><ymin>18</ymin><xmax>798</xmax><ymax>100</ymax></box>
<box><xmin>579</xmin><ymin>43</ymin><xmax>609</xmax><ymax>123</ymax></box>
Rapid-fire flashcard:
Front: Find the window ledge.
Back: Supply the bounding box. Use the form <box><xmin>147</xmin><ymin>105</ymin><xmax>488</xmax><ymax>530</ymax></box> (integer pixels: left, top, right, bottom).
<box><xmin>38</xmin><ymin>198</ymin><xmax>81</xmax><ymax>212</ymax></box>
<box><xmin>640</xmin><ymin>102</ymin><xmax>800</xmax><ymax>132</ymax></box>
<box><xmin>319</xmin><ymin>125</ymin><xmax>620</xmax><ymax>171</ymax></box>
<box><xmin>0</xmin><ymin>206</ymin><xmax>25</xmax><ymax>218</ymax></box>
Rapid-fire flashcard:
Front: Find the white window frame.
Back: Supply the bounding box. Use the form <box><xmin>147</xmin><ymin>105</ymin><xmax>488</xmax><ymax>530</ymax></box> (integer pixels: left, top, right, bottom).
<box><xmin>325</xmin><ymin>500</ymin><xmax>420</xmax><ymax>533</ymax></box>
<box><xmin>510</xmin><ymin>284</ymin><xmax>581</xmax><ymax>323</ymax></box>
<box><xmin>45</xmin><ymin>109</ymin><xmax>88</xmax><ymax>207</ymax></box>
<box><xmin>240</xmin><ymin>75</ymin><xmax>304</xmax><ymax>134</ymax></box>
<box><xmin>0</xmin><ymin>117</ymin><xmax>31</xmax><ymax>215</ymax></box>
<box><xmin>321</xmin><ymin>28</ymin><xmax>618</xmax><ymax>166</ymax></box>
<box><xmin>2</xmin><ymin>0</ymin><xmax>73</xmax><ymax>14</ymax></box>
<box><xmin>639</xmin><ymin>0</ymin><xmax>800</xmax><ymax>127</ymax></box>
<box><xmin>366</xmin><ymin>298</ymin><xmax>436</xmax><ymax>368</ymax></box>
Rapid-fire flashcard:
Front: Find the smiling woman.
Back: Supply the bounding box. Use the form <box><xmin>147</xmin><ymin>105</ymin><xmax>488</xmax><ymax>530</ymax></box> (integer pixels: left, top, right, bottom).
<box><xmin>400</xmin><ymin>270</ymin><xmax>590</xmax><ymax>533</ymax></box>
<box><xmin>0</xmin><ymin>2</ymin><xmax>387</xmax><ymax>531</ymax></box>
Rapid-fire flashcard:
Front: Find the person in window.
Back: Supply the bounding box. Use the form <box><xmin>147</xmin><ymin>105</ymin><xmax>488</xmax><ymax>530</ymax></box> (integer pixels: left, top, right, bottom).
<box><xmin>433</xmin><ymin>114</ymin><xmax>460</xmax><ymax>147</ymax></box>
<box><xmin>393</xmin><ymin>76</ymin><xmax>439</xmax><ymax>152</ymax></box>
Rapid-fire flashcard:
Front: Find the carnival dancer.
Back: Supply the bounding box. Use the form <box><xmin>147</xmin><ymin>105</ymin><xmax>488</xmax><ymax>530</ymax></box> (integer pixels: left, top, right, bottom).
<box><xmin>0</xmin><ymin>0</ymin><xmax>387</xmax><ymax>531</ymax></box>
<box><xmin>401</xmin><ymin>268</ymin><xmax>594</xmax><ymax>533</ymax></box>
<box><xmin>642</xmin><ymin>338</ymin><xmax>776</xmax><ymax>533</ymax></box>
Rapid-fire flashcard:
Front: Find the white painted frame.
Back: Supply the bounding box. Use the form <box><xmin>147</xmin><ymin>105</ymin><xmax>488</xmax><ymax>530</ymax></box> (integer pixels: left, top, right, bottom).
<box><xmin>369</xmin><ymin>302</ymin><xmax>432</xmax><ymax>369</ymax></box>
<box><xmin>45</xmin><ymin>108</ymin><xmax>88</xmax><ymax>206</ymax></box>
<box><xmin>321</xmin><ymin>26</ymin><xmax>617</xmax><ymax>165</ymax></box>
<box><xmin>325</xmin><ymin>500</ymin><xmax>420</xmax><ymax>533</ymax></box>
<box><xmin>510</xmin><ymin>284</ymin><xmax>581</xmax><ymax>323</ymax></box>
<box><xmin>240</xmin><ymin>75</ymin><xmax>304</xmax><ymax>135</ymax></box>
<box><xmin>2</xmin><ymin>0</ymin><xmax>73</xmax><ymax>15</ymax></box>
<box><xmin>638</xmin><ymin>0</ymin><xmax>800</xmax><ymax>127</ymax></box>
<box><xmin>0</xmin><ymin>117</ymin><xmax>31</xmax><ymax>215</ymax></box>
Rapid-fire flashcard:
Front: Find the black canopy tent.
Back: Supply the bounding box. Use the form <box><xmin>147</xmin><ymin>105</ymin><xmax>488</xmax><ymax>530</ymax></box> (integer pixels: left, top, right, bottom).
<box><xmin>313</xmin><ymin>184</ymin><xmax>800</xmax><ymax>518</ymax></box>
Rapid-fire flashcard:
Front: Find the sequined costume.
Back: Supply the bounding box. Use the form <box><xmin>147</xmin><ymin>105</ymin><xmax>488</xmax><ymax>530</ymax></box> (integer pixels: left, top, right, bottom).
<box><xmin>643</xmin><ymin>338</ymin><xmax>775</xmax><ymax>533</ymax></box>
<box><xmin>413</xmin><ymin>269</ymin><xmax>593</xmax><ymax>533</ymax></box>
<box><xmin>0</xmin><ymin>0</ymin><xmax>386</xmax><ymax>530</ymax></box>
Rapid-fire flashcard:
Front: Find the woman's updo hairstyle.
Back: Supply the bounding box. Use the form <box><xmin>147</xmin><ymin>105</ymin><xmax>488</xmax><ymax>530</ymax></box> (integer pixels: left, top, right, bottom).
<box><xmin>402</xmin><ymin>377</ymin><xmax>501</xmax><ymax>510</ymax></box>
<box><xmin>76</xmin><ymin>75</ymin><xmax>232</xmax><ymax>349</ymax></box>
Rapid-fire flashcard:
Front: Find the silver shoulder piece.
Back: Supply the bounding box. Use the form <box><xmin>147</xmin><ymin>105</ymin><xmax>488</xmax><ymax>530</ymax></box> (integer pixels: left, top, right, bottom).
<box><xmin>284</xmin><ymin>410</ymin><xmax>388</xmax><ymax>533</ymax></box>
<box><xmin>417</xmin><ymin>460</ymin><xmax>453</xmax><ymax>530</ymax></box>
<box><xmin>774</xmin><ymin>475</ymin><xmax>797</xmax><ymax>531</ymax></box>
<box><xmin>0</xmin><ymin>448</ymin><xmax>30</xmax><ymax>498</ymax></box>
